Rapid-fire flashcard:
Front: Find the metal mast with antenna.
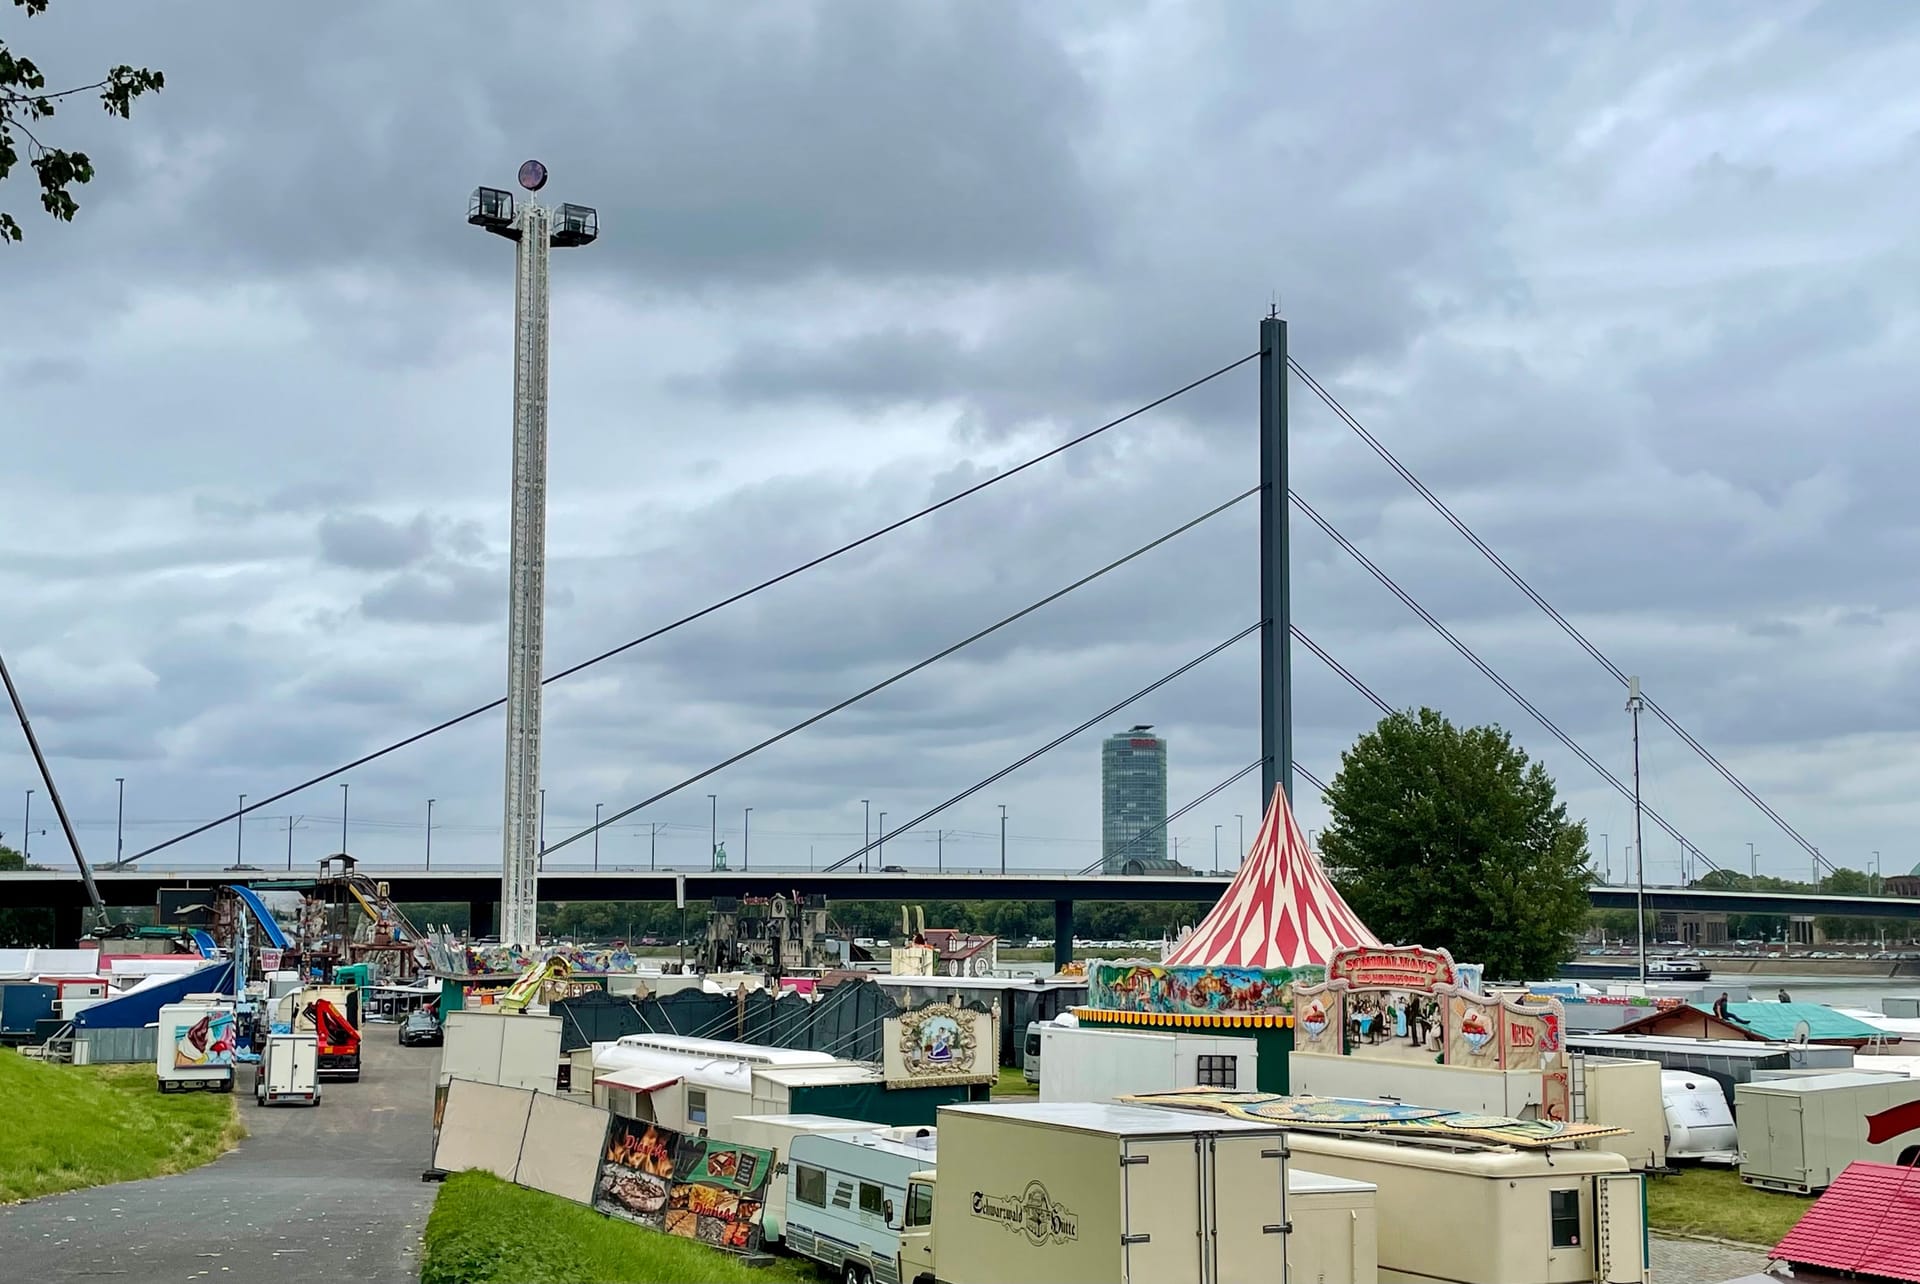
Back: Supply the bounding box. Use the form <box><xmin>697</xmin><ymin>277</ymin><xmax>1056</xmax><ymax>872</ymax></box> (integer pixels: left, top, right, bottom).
<box><xmin>1628</xmin><ymin>675</ymin><xmax>1647</xmax><ymax>985</ymax></box>
<box><xmin>467</xmin><ymin>162</ymin><xmax>598</xmax><ymax>949</ymax></box>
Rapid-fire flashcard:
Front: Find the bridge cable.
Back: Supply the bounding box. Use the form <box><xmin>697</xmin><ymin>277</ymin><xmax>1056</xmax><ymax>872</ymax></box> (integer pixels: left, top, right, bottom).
<box><xmin>120</xmin><ymin>352</ymin><xmax>1260</xmax><ymax>866</ymax></box>
<box><xmin>539</xmin><ymin>495</ymin><xmax>1261</xmax><ymax>858</ymax></box>
<box><xmin>1290</xmin><ymin>489</ymin><xmax>1720</xmax><ymax>873</ymax></box>
<box><xmin>1291</xmin><ymin>358</ymin><xmax>1828</xmax><ymax>876</ymax></box>
<box><xmin>822</xmin><ymin>624</ymin><xmax>1262</xmax><ymax>873</ymax></box>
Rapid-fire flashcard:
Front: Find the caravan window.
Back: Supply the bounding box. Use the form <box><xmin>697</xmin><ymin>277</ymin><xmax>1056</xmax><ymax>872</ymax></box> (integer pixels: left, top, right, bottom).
<box><xmin>1196</xmin><ymin>1054</ymin><xmax>1237</xmax><ymax>1088</ymax></box>
<box><xmin>1549</xmin><ymin>1188</ymin><xmax>1581</xmax><ymax>1248</ymax></box>
<box><xmin>687</xmin><ymin>1088</ymin><xmax>708</xmax><ymax>1125</ymax></box>
<box><xmin>794</xmin><ymin>1164</ymin><xmax>827</xmax><ymax>1208</ymax></box>
<box><xmin>859</xmin><ymin>1182</ymin><xmax>886</xmax><ymax>1218</ymax></box>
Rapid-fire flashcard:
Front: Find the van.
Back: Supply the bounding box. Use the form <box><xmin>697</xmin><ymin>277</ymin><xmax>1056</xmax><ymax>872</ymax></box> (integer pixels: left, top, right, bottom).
<box><xmin>783</xmin><ymin>1127</ymin><xmax>937</xmax><ymax>1282</ymax></box>
<box><xmin>721</xmin><ymin>1114</ymin><xmax>884</xmax><ymax>1244</ymax></box>
<box><xmin>1023</xmin><ymin>1021</ymin><xmax>1043</xmax><ymax>1084</ymax></box>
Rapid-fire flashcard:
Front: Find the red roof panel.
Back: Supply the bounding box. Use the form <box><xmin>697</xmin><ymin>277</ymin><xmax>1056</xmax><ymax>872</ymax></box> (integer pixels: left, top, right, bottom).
<box><xmin>1772</xmin><ymin>1161</ymin><xmax>1920</xmax><ymax>1282</ymax></box>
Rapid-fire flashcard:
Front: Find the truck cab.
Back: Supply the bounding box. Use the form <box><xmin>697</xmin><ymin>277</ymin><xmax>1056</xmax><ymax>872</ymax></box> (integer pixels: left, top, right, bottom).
<box><xmin>902</xmin><ymin>1171</ymin><xmax>937</xmax><ymax>1284</ymax></box>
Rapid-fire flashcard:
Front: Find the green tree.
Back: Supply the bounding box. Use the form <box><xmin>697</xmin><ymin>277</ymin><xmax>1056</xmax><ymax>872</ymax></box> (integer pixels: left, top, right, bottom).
<box><xmin>0</xmin><ymin>842</ymin><xmax>55</xmax><ymax>946</ymax></box>
<box><xmin>1318</xmin><ymin>708</ymin><xmax>1593</xmax><ymax>981</ymax></box>
<box><xmin>1</xmin><ymin>0</ymin><xmax>163</xmax><ymax>242</ymax></box>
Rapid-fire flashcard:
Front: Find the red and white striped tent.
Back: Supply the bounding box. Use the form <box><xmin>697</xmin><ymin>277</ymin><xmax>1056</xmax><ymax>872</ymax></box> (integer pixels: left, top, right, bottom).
<box><xmin>1165</xmin><ymin>783</ymin><xmax>1378</xmax><ymax>968</ymax></box>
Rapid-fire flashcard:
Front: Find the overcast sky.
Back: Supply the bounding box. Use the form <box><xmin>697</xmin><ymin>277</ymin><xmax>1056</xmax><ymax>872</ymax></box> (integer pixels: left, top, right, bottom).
<box><xmin>6</xmin><ymin>2</ymin><xmax>1919</xmax><ymax>888</ymax></box>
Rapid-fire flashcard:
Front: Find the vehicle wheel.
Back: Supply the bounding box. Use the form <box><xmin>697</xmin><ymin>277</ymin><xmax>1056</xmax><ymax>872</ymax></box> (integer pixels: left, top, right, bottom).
<box><xmin>842</xmin><ymin>1263</ymin><xmax>870</xmax><ymax>1284</ymax></box>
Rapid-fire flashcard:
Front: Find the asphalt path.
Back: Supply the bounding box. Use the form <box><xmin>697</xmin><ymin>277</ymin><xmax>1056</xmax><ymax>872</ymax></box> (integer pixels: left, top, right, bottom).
<box><xmin>1</xmin><ymin>1031</ymin><xmax>439</xmax><ymax>1283</ymax></box>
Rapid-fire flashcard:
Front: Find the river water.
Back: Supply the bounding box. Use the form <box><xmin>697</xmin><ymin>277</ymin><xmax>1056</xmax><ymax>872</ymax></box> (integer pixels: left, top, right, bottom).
<box><xmin>1003</xmin><ymin>962</ymin><xmax>1920</xmax><ymax>1015</ymax></box>
<box><xmin>1720</xmin><ymin>974</ymin><xmax>1920</xmax><ymax>1012</ymax></box>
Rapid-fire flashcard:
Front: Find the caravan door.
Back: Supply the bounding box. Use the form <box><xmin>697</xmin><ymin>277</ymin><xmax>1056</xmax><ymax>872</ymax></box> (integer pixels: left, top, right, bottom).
<box><xmin>1122</xmin><ymin>1138</ymin><xmax>1203</xmax><ymax>1284</ymax></box>
<box><xmin>1594</xmin><ymin>1174</ymin><xmax>1649</xmax><ymax>1284</ymax></box>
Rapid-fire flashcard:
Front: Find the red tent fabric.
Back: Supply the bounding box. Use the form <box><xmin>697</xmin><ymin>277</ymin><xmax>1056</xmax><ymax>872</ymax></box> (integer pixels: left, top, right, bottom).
<box><xmin>1772</xmin><ymin>1161</ymin><xmax>1920</xmax><ymax>1282</ymax></box>
<box><xmin>1164</xmin><ymin>784</ymin><xmax>1378</xmax><ymax>969</ymax></box>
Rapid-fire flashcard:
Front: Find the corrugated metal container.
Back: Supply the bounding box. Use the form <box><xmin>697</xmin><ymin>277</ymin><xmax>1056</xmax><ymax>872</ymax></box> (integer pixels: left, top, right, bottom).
<box><xmin>83</xmin><ymin>1025</ymin><xmax>159</xmax><ymax>1063</ymax></box>
<box><xmin>0</xmin><ymin>982</ymin><xmax>58</xmax><ymax>1034</ymax></box>
<box><xmin>1736</xmin><ymin>1072</ymin><xmax>1920</xmax><ymax>1193</ymax></box>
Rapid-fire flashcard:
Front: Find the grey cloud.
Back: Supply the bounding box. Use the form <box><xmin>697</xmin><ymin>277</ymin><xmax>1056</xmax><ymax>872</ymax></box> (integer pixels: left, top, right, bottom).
<box><xmin>361</xmin><ymin>564</ymin><xmax>500</xmax><ymax>625</ymax></box>
<box><xmin>318</xmin><ymin>512</ymin><xmax>435</xmax><ymax>571</ymax></box>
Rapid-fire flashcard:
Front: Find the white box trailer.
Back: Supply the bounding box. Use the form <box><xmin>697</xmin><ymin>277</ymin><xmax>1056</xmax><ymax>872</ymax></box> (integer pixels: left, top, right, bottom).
<box><xmin>1038</xmin><ymin>1025</ymin><xmax>1259</xmax><ymax>1102</ymax></box>
<box><xmin>1736</xmin><ymin>1071</ymin><xmax>1920</xmax><ymax>1193</ymax></box>
<box><xmin>155</xmin><ymin>998</ymin><xmax>237</xmax><ymax>1094</ymax></box>
<box><xmin>255</xmin><ymin>1033</ymin><xmax>320</xmax><ymax>1107</ymax></box>
<box><xmin>1277</xmin><ymin>1130</ymin><xmax>1647</xmax><ymax>1284</ymax></box>
<box><xmin>720</xmin><ymin>1113</ymin><xmax>885</xmax><ymax>1244</ymax></box>
<box><xmin>438</xmin><ymin>1010</ymin><xmax>562</xmax><ymax>1093</ymax></box>
<box><xmin>918</xmin><ymin>1101</ymin><xmax>1340</xmax><ymax>1284</ymax></box>
<box><xmin>1578</xmin><ymin>1057</ymin><xmax>1667</xmax><ymax>1171</ymax></box>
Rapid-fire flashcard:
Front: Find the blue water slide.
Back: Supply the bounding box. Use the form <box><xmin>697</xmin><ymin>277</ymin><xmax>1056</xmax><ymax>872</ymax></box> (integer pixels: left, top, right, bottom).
<box><xmin>224</xmin><ymin>883</ymin><xmax>290</xmax><ymax>950</ymax></box>
<box><xmin>189</xmin><ymin>929</ymin><xmax>219</xmax><ymax>958</ymax></box>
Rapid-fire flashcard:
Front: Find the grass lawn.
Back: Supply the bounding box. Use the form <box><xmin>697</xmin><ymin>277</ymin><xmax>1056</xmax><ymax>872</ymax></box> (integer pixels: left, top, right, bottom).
<box><xmin>0</xmin><ymin>1051</ymin><xmax>243</xmax><ymax>1203</ymax></box>
<box><xmin>994</xmin><ymin>1065</ymin><xmax>1038</xmax><ymax>1097</ymax></box>
<box><xmin>422</xmin><ymin>1172</ymin><xmax>819</xmax><ymax>1284</ymax></box>
<box><xmin>1644</xmin><ymin>1167</ymin><xmax>1811</xmax><ymax>1247</ymax></box>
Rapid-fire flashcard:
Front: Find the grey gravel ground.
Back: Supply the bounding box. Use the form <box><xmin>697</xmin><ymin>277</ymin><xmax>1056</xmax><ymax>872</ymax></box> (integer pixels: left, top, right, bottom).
<box><xmin>1652</xmin><ymin>1232</ymin><xmax>1774</xmax><ymax>1283</ymax></box>
<box><xmin>1</xmin><ymin>1032</ymin><xmax>438</xmax><ymax>1283</ymax></box>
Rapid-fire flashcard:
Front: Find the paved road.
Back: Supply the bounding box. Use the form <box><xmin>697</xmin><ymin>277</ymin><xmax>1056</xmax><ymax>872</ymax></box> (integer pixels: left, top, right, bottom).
<box><xmin>1</xmin><ymin>1032</ymin><xmax>438</xmax><ymax>1283</ymax></box>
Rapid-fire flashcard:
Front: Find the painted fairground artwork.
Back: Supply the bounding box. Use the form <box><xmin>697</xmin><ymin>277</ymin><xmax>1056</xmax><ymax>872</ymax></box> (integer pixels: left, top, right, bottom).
<box><xmin>1297</xmin><ymin>945</ymin><xmax>1569</xmax><ymax>1116</ymax></box>
<box><xmin>173</xmin><ymin>1010</ymin><xmax>237</xmax><ymax>1069</ymax></box>
<box><xmin>1088</xmin><ymin>961</ymin><xmax>1320</xmax><ymax>1016</ymax></box>
<box><xmin>595</xmin><ymin>1118</ymin><xmax>774</xmax><ymax>1252</ymax></box>
<box><xmin>884</xmin><ymin>1004</ymin><xmax>994</xmax><ymax>1084</ymax></box>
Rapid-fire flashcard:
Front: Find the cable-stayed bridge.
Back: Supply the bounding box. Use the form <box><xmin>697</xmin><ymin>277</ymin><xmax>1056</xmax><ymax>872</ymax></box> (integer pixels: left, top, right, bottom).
<box><xmin>9</xmin><ymin>317</ymin><xmax>1853</xmax><ymax>946</ymax></box>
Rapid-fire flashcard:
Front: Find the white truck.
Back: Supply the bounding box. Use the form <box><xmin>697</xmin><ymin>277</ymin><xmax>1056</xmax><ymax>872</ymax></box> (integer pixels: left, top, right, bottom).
<box><xmin>784</xmin><ymin>1099</ymin><xmax>1376</xmax><ymax>1284</ymax></box>
<box><xmin>255</xmin><ymin>1032</ymin><xmax>321</xmax><ymax>1107</ymax></box>
<box><xmin>1037</xmin><ymin>1024</ymin><xmax>1259</xmax><ymax>1101</ymax></box>
<box><xmin>156</xmin><ymin>996</ymin><xmax>237</xmax><ymax>1094</ymax></box>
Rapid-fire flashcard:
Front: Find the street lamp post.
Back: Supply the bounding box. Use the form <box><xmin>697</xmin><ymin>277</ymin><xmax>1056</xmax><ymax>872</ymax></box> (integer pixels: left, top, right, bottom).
<box><xmin>1872</xmin><ymin>850</ymin><xmax>1881</xmax><ymax>896</ymax></box>
<box><xmin>1213</xmin><ymin>823</ymin><xmax>1221</xmax><ymax>875</ymax></box>
<box><xmin>232</xmin><ymin>793</ymin><xmax>246</xmax><ymax>868</ymax></box>
<box><xmin>999</xmin><ymin>804</ymin><xmax>1008</xmax><ymax>875</ymax></box>
<box><xmin>1600</xmin><ymin>832</ymin><xmax>1609</xmax><ymax>883</ymax></box>
<box><xmin>593</xmin><ymin>802</ymin><xmax>602</xmax><ymax>871</ymax></box>
<box><xmin>115</xmin><ymin>777</ymin><xmax>125</xmax><ymax>865</ymax></box>
<box><xmin>22</xmin><ymin>788</ymin><xmax>31</xmax><ymax>862</ymax></box>
<box><xmin>426</xmin><ymin>799</ymin><xmax>436</xmax><ymax>870</ymax></box>
<box><xmin>861</xmin><ymin>799</ymin><xmax>870</xmax><ymax>873</ymax></box>
<box><xmin>339</xmin><ymin>783</ymin><xmax>349</xmax><ymax>855</ymax></box>
<box><xmin>539</xmin><ymin>788</ymin><xmax>547</xmax><ymax>870</ymax></box>
<box><xmin>878</xmin><ymin>812</ymin><xmax>886</xmax><ymax>868</ymax></box>
<box><xmin>1748</xmin><ymin>842</ymin><xmax>1758</xmax><ymax>881</ymax></box>
<box><xmin>708</xmin><ymin>793</ymin><xmax>718</xmax><ymax>869</ymax></box>
<box><xmin>468</xmin><ymin>162</ymin><xmax>599</xmax><ymax>950</ymax></box>
<box><xmin>743</xmin><ymin>807</ymin><xmax>751</xmax><ymax>871</ymax></box>
<box><xmin>286</xmin><ymin>815</ymin><xmax>301</xmax><ymax>870</ymax></box>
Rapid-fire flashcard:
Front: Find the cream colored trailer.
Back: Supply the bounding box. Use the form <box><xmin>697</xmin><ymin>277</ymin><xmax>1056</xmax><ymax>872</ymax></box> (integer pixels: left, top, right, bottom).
<box><xmin>921</xmin><ymin>1101</ymin><xmax>1371</xmax><ymax>1284</ymax></box>
<box><xmin>1279</xmin><ymin>1132</ymin><xmax>1648</xmax><ymax>1284</ymax></box>
<box><xmin>1578</xmin><ymin>1056</ymin><xmax>1667</xmax><ymax>1171</ymax></box>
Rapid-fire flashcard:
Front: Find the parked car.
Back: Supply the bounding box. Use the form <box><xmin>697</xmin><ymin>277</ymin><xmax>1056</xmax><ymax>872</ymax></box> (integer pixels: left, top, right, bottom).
<box><xmin>398</xmin><ymin>1009</ymin><xmax>442</xmax><ymax>1047</ymax></box>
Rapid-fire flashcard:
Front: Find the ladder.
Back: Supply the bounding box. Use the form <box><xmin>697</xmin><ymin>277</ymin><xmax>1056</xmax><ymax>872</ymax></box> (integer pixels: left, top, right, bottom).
<box><xmin>1570</xmin><ymin>1051</ymin><xmax>1589</xmax><ymax>1123</ymax></box>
